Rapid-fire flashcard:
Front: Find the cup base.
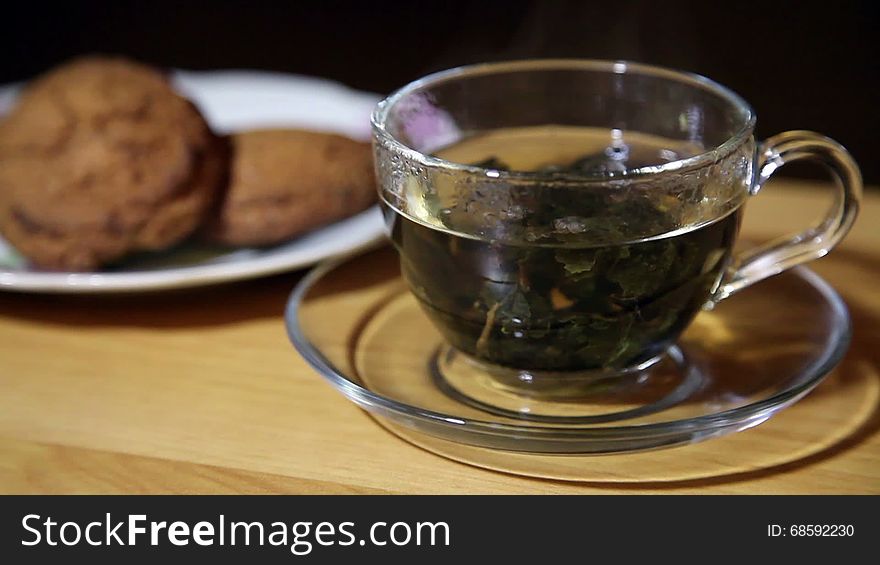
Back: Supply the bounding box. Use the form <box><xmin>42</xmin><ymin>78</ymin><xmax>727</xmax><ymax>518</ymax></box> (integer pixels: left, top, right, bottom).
<box><xmin>431</xmin><ymin>345</ymin><xmax>704</xmax><ymax>423</ymax></box>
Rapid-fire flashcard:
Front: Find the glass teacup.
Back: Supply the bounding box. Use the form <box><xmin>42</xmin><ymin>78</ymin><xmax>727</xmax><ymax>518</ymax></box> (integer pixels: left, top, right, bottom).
<box><xmin>371</xmin><ymin>60</ymin><xmax>860</xmax><ymax>407</ymax></box>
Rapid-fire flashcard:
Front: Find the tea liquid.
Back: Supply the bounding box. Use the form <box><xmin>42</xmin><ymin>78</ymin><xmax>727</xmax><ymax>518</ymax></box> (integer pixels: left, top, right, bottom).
<box><xmin>386</xmin><ymin>126</ymin><xmax>741</xmax><ymax>371</ymax></box>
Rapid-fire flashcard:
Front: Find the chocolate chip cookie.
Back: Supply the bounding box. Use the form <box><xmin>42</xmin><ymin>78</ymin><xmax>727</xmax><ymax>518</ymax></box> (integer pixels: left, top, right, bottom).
<box><xmin>203</xmin><ymin>129</ymin><xmax>376</xmax><ymax>246</ymax></box>
<box><xmin>0</xmin><ymin>56</ymin><xmax>223</xmax><ymax>270</ymax></box>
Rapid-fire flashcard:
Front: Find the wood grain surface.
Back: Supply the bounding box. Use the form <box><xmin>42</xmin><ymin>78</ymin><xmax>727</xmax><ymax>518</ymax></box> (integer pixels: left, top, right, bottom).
<box><xmin>0</xmin><ymin>178</ymin><xmax>878</xmax><ymax>494</ymax></box>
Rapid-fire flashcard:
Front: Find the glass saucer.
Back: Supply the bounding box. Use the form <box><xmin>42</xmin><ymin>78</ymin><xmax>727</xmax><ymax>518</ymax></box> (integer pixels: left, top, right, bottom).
<box><xmin>284</xmin><ymin>247</ymin><xmax>851</xmax><ymax>462</ymax></box>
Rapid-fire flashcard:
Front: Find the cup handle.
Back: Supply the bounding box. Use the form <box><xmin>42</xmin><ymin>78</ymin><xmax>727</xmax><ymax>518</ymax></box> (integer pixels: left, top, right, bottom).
<box><xmin>714</xmin><ymin>130</ymin><xmax>862</xmax><ymax>302</ymax></box>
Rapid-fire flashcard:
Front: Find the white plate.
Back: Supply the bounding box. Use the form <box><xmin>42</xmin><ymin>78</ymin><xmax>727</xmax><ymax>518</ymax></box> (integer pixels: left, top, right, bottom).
<box><xmin>0</xmin><ymin>70</ymin><xmax>387</xmax><ymax>293</ymax></box>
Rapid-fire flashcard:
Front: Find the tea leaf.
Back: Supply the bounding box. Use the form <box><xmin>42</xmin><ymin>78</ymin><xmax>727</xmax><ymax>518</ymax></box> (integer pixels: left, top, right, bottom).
<box><xmin>555</xmin><ymin>249</ymin><xmax>600</xmax><ymax>275</ymax></box>
<box><xmin>607</xmin><ymin>242</ymin><xmax>677</xmax><ymax>299</ymax></box>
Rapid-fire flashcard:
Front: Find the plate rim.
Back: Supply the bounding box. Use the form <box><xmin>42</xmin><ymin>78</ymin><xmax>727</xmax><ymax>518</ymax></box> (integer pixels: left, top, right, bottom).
<box><xmin>0</xmin><ymin>208</ymin><xmax>385</xmax><ymax>294</ymax></box>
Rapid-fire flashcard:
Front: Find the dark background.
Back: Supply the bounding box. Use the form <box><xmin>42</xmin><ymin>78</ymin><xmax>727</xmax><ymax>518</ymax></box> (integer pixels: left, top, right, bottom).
<box><xmin>1</xmin><ymin>0</ymin><xmax>876</xmax><ymax>182</ymax></box>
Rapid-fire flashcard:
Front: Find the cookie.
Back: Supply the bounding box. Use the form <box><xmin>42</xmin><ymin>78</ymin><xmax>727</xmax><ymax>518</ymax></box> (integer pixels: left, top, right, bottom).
<box><xmin>203</xmin><ymin>129</ymin><xmax>377</xmax><ymax>246</ymax></box>
<box><xmin>0</xmin><ymin>56</ymin><xmax>223</xmax><ymax>270</ymax></box>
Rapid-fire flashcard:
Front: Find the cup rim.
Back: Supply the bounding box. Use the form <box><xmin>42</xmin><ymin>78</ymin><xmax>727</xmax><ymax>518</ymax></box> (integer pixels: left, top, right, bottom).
<box><xmin>371</xmin><ymin>59</ymin><xmax>757</xmax><ymax>182</ymax></box>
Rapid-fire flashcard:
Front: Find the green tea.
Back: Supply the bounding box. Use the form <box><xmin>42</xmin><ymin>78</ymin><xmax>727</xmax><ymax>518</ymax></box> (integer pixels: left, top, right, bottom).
<box><xmin>386</xmin><ymin>126</ymin><xmax>741</xmax><ymax>371</ymax></box>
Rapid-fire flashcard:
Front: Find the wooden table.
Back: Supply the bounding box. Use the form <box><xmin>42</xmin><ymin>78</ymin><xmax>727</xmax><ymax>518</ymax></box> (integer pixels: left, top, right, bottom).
<box><xmin>1</xmin><ymin>178</ymin><xmax>878</xmax><ymax>494</ymax></box>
